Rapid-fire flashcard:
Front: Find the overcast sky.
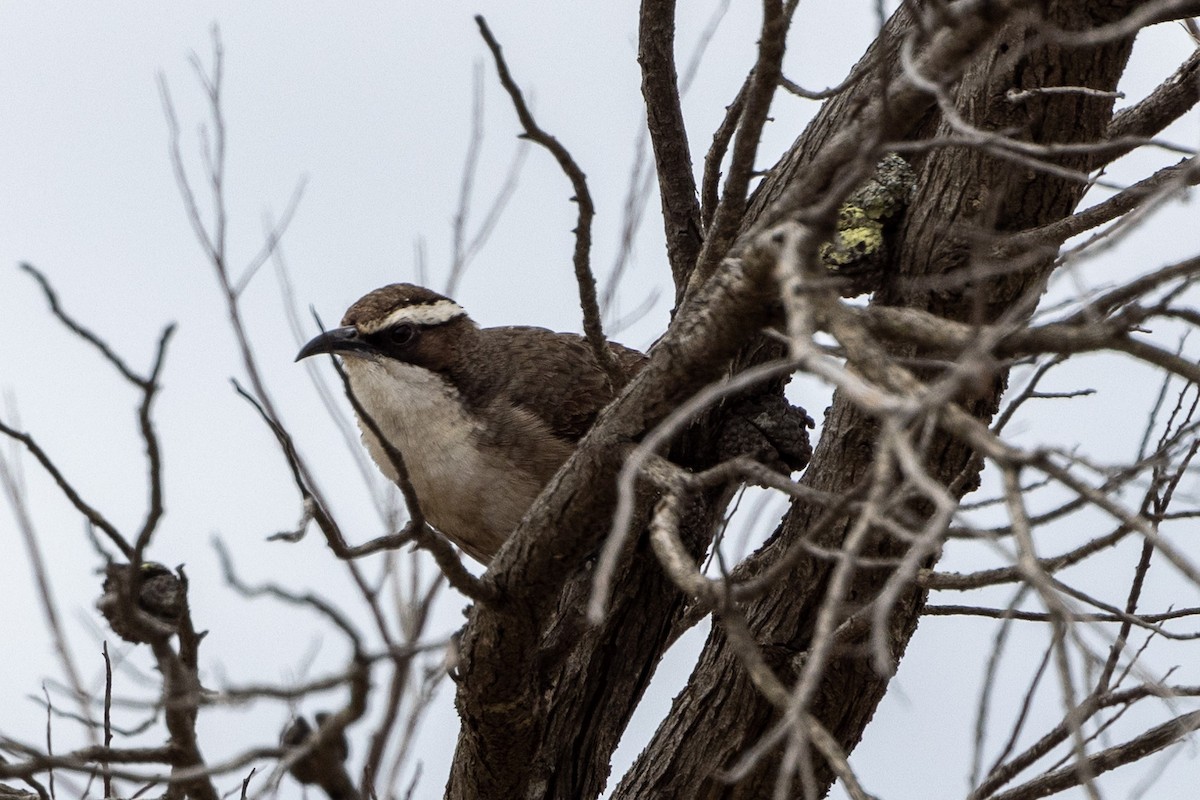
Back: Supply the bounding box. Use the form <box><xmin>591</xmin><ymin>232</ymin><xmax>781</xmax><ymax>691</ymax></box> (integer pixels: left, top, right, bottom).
<box><xmin>2</xmin><ymin>3</ymin><xmax>1199</xmax><ymax>798</ymax></box>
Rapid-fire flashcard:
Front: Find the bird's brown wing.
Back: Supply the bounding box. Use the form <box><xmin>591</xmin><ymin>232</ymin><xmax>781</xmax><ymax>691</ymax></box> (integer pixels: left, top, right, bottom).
<box><xmin>471</xmin><ymin>326</ymin><xmax>646</xmax><ymax>443</ymax></box>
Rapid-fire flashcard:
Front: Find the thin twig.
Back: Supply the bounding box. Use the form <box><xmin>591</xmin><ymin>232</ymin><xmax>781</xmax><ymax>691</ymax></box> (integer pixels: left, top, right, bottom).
<box><xmin>475</xmin><ymin>15</ymin><xmax>625</xmax><ymax>390</ymax></box>
<box><xmin>0</xmin><ymin>441</ymin><xmax>97</xmax><ymax>735</ymax></box>
<box><xmin>690</xmin><ymin>0</ymin><xmax>793</xmax><ymax>294</ymax></box>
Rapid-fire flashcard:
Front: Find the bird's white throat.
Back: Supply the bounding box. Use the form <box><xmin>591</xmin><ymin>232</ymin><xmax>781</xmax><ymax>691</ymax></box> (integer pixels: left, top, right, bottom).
<box><xmin>343</xmin><ymin>358</ymin><xmax>479</xmax><ymax>487</ymax></box>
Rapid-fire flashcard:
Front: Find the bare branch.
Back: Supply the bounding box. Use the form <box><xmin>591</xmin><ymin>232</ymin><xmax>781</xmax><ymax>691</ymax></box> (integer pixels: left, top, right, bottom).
<box><xmin>985</xmin><ymin>710</ymin><xmax>1200</xmax><ymax>800</ymax></box>
<box><xmin>690</xmin><ymin>0</ymin><xmax>792</xmax><ymax>295</ymax></box>
<box><xmin>232</xmin><ymin>376</ymin><xmax>493</xmax><ymax>603</ymax></box>
<box><xmin>0</xmin><ymin>421</ymin><xmax>130</xmax><ymax>558</ymax></box>
<box><xmin>638</xmin><ymin>0</ymin><xmax>704</xmax><ymax>296</ymax></box>
<box><xmin>474</xmin><ymin>15</ymin><xmax>625</xmax><ymax>391</ymax></box>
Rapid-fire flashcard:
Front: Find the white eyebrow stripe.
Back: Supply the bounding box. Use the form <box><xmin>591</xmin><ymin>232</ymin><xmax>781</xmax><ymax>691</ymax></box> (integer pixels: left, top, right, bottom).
<box><xmin>359</xmin><ymin>300</ymin><xmax>466</xmax><ymax>333</ymax></box>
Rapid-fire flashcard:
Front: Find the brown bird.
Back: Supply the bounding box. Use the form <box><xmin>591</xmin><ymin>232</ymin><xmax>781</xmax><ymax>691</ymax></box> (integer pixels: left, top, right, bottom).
<box><xmin>297</xmin><ymin>284</ymin><xmax>644</xmax><ymax>563</ymax></box>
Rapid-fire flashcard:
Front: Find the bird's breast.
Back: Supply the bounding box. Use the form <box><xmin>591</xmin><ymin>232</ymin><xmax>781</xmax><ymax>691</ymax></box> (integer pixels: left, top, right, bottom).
<box><xmin>344</xmin><ymin>359</ymin><xmax>545</xmax><ymax>560</ymax></box>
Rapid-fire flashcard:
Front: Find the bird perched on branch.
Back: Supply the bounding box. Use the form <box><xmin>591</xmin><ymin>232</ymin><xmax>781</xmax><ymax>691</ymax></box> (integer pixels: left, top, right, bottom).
<box><xmin>297</xmin><ymin>283</ymin><xmax>645</xmax><ymax>563</ymax></box>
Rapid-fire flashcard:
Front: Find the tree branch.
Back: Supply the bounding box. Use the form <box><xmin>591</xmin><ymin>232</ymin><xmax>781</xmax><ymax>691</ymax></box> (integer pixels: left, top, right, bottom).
<box><xmin>638</xmin><ymin>0</ymin><xmax>704</xmax><ymax>298</ymax></box>
<box><xmin>475</xmin><ymin>15</ymin><xmax>626</xmax><ymax>391</ymax></box>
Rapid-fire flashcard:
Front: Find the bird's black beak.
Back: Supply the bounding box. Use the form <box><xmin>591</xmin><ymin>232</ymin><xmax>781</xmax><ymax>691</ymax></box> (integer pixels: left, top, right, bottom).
<box><xmin>295</xmin><ymin>326</ymin><xmax>369</xmax><ymax>362</ymax></box>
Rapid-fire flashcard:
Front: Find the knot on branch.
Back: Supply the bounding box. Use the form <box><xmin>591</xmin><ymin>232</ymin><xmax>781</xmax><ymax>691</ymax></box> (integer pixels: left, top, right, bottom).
<box><xmin>717</xmin><ymin>393</ymin><xmax>815</xmax><ymax>474</ymax></box>
<box><xmin>97</xmin><ymin>562</ymin><xmax>185</xmax><ymax>644</ymax></box>
<box><xmin>281</xmin><ymin>713</ymin><xmax>358</xmax><ymax>800</ymax></box>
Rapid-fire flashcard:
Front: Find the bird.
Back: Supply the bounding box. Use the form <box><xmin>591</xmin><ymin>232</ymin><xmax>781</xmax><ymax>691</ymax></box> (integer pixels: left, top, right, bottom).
<box><xmin>296</xmin><ymin>283</ymin><xmax>645</xmax><ymax>564</ymax></box>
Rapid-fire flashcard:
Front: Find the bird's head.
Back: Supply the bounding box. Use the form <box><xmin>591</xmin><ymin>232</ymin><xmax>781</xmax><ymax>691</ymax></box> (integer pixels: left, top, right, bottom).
<box><xmin>295</xmin><ymin>283</ymin><xmax>477</xmax><ymax>368</ymax></box>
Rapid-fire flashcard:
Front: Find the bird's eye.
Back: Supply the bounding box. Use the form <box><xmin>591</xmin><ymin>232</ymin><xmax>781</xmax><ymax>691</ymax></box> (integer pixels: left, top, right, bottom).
<box><xmin>388</xmin><ymin>323</ymin><xmax>418</xmax><ymax>347</ymax></box>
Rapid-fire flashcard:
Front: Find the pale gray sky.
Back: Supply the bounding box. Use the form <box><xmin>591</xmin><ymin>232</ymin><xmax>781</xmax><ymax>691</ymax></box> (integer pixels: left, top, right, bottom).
<box><xmin>2</xmin><ymin>3</ymin><xmax>1198</xmax><ymax>798</ymax></box>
